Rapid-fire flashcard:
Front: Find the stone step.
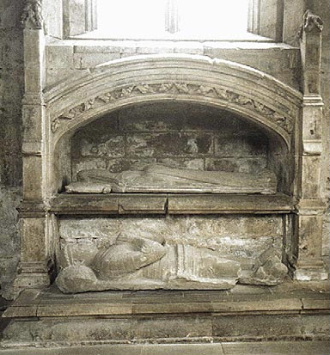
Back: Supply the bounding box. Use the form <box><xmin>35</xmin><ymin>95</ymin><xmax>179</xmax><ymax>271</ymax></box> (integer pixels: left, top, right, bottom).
<box><xmin>1</xmin><ymin>282</ymin><xmax>329</xmax><ymax>348</ymax></box>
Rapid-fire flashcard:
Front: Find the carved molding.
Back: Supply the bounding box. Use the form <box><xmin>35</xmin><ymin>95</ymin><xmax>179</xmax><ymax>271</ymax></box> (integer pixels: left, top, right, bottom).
<box><xmin>302</xmin><ymin>10</ymin><xmax>323</xmax><ymax>33</ymax></box>
<box><xmin>21</xmin><ymin>0</ymin><xmax>43</xmax><ymax>30</ymax></box>
<box><xmin>51</xmin><ymin>82</ymin><xmax>294</xmax><ymax>136</ymax></box>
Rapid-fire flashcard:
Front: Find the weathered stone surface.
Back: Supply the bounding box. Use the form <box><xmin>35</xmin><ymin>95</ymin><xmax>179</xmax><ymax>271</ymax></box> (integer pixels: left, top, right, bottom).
<box><xmin>2</xmin><ymin>281</ymin><xmax>328</xmax><ymax>348</ymax></box>
<box><xmin>1</xmin><ymin>12</ymin><xmax>330</xmax><ymax>355</ymax></box>
<box><xmin>0</xmin><ymin>0</ymin><xmax>329</xmax><ymax>310</ymax></box>
<box><xmin>59</xmin><ymin>216</ymin><xmax>284</xmax><ymax>246</ymax></box>
<box><xmin>205</xmin><ymin>157</ymin><xmax>267</xmax><ymax>174</ymax></box>
<box><xmin>56</xmin><ymin>242</ymin><xmax>241</xmax><ymax>292</ymax></box>
<box><xmin>212</xmin><ymin>314</ymin><xmax>330</xmax><ymax>340</ymax></box>
<box><xmin>2</xmin><ymin>316</ymin><xmax>213</xmax><ymax>344</ymax></box>
<box><xmin>80</xmin><ymin>136</ymin><xmax>125</xmax><ymax>158</ymax></box>
<box><xmin>74</xmin><ymin>52</ymin><xmax>121</xmax><ymax>69</ymax></box>
<box><xmin>71</xmin><ymin>102</ymin><xmax>271</xmax><ymax>182</ymax></box>
<box><xmin>214</xmin><ymin>134</ymin><xmax>268</xmax><ymax>157</ymax></box>
<box><xmin>0</xmin><ymin>342</ymin><xmax>329</xmax><ymax>355</ymax></box>
<box><xmin>0</xmin><ymin>187</ymin><xmax>21</xmax><ymax>299</ymax></box>
<box><xmin>55</xmin><ymin>215</ymin><xmax>288</xmax><ymax>292</ymax></box>
<box><xmin>47</xmin><ymin>42</ymin><xmax>302</xmax><ymax>89</ymax></box>
<box><xmin>2</xmin><ymin>298</ymin><xmax>329</xmax><ymax>345</ymax></box>
<box><xmin>127</xmin><ymin>132</ymin><xmax>212</xmax><ymax>157</ymax></box>
<box><xmin>238</xmin><ymin>247</ymin><xmax>289</xmax><ymax>286</ymax></box>
<box><xmin>66</xmin><ymin>164</ymin><xmax>277</xmax><ymax>194</ymax></box>
<box><xmin>167</xmin><ymin>194</ymin><xmax>292</xmax><ymax>214</ymax></box>
<box><xmin>0</xmin><ymin>23</ymin><xmax>24</xmax><ymax>189</ymax></box>
<box><xmin>50</xmin><ymin>193</ymin><xmax>293</xmax><ymax>215</ymax></box>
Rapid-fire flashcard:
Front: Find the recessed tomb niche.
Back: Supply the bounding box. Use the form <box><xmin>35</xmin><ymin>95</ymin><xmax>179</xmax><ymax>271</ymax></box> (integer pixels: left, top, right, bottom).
<box><xmin>53</xmin><ymin>101</ymin><xmax>292</xmax><ymax>293</ymax></box>
<box><xmin>58</xmin><ymin>102</ymin><xmax>291</xmax><ymax>196</ymax></box>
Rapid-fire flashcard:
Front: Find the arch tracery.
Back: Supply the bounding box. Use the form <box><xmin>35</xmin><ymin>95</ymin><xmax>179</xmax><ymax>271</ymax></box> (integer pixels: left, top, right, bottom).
<box><xmin>45</xmin><ymin>55</ymin><xmax>302</xmax><ymax>149</ymax></box>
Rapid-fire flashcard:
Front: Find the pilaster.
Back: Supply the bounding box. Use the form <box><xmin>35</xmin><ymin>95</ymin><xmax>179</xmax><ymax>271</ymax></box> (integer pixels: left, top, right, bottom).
<box><xmin>14</xmin><ymin>0</ymin><xmax>51</xmax><ymax>292</ymax></box>
<box><xmin>294</xmin><ymin>10</ymin><xmax>328</xmax><ymax>280</ymax></box>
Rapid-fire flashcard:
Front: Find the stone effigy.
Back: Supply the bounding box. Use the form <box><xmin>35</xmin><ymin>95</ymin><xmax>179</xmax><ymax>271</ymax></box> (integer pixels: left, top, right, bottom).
<box><xmin>238</xmin><ymin>246</ymin><xmax>289</xmax><ymax>286</ymax></box>
<box><xmin>56</xmin><ymin>229</ymin><xmax>288</xmax><ymax>294</ymax></box>
<box><xmin>65</xmin><ymin>164</ymin><xmax>277</xmax><ymax>194</ymax></box>
<box><xmin>56</xmin><ymin>233</ymin><xmax>242</xmax><ymax>293</ymax></box>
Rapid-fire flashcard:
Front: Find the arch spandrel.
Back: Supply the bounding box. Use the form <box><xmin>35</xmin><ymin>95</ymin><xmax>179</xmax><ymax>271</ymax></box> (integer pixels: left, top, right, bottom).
<box><xmin>45</xmin><ymin>54</ymin><xmax>302</xmax><ymax>148</ymax></box>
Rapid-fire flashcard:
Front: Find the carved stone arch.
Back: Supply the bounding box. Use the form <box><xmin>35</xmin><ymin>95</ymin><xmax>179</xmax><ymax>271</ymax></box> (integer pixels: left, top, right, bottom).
<box><xmin>45</xmin><ymin>54</ymin><xmax>302</xmax><ymax>150</ymax></box>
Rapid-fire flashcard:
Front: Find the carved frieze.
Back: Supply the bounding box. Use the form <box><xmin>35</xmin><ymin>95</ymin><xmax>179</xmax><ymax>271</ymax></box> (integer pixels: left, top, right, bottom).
<box><xmin>51</xmin><ymin>82</ymin><xmax>294</xmax><ymax>135</ymax></box>
<box><xmin>21</xmin><ymin>0</ymin><xmax>43</xmax><ymax>30</ymax></box>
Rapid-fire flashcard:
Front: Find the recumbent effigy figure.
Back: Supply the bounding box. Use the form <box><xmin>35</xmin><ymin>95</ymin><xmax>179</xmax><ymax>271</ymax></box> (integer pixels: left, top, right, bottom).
<box><xmin>65</xmin><ymin>163</ymin><xmax>277</xmax><ymax>194</ymax></box>
<box><xmin>56</xmin><ymin>232</ymin><xmax>288</xmax><ymax>293</ymax></box>
<box><xmin>56</xmin><ymin>233</ymin><xmax>242</xmax><ymax>293</ymax></box>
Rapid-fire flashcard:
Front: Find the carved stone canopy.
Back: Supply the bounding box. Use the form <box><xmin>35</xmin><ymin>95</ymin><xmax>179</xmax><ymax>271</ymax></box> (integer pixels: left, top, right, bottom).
<box><xmin>45</xmin><ymin>55</ymin><xmax>302</xmax><ymax>149</ymax></box>
<box><xmin>51</xmin><ymin>82</ymin><xmax>294</xmax><ymax>139</ymax></box>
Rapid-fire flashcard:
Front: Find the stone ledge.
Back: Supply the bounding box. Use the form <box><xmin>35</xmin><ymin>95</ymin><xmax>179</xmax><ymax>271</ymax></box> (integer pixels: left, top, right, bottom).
<box><xmin>49</xmin><ymin>193</ymin><xmax>294</xmax><ymax>215</ymax></box>
<box><xmin>1</xmin><ymin>315</ymin><xmax>329</xmax><ymax>348</ymax></box>
<box><xmin>1</xmin><ymin>282</ymin><xmax>329</xmax><ymax>349</ymax></box>
<box><xmin>3</xmin><ymin>282</ymin><xmax>329</xmax><ymax>319</ymax></box>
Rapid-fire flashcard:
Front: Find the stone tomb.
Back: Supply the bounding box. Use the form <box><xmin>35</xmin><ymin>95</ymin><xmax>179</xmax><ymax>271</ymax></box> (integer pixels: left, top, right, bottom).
<box><xmin>51</xmin><ymin>102</ymin><xmax>290</xmax><ymax>293</ymax></box>
<box><xmin>3</xmin><ymin>50</ymin><xmax>329</xmax><ymax>347</ymax></box>
<box><xmin>1</xmin><ymin>4</ymin><xmax>329</xmax><ymax>350</ymax></box>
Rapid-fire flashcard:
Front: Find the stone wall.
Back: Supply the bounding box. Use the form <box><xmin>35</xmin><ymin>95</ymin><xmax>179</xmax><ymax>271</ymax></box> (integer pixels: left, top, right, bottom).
<box><xmin>45</xmin><ymin>41</ymin><xmax>301</xmax><ymax>91</ymax></box>
<box><xmin>258</xmin><ymin>0</ymin><xmax>282</xmax><ymax>41</ymax></box>
<box><xmin>0</xmin><ymin>0</ymin><xmax>24</xmax><ymax>298</ymax></box>
<box><xmin>0</xmin><ymin>0</ymin><xmax>24</xmax><ymax>186</ymax></box>
<box><xmin>71</xmin><ymin>102</ymin><xmax>269</xmax><ymax>181</ymax></box>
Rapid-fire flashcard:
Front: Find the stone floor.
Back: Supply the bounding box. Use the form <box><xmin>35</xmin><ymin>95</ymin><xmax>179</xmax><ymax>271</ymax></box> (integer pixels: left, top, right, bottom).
<box><xmin>0</xmin><ymin>341</ymin><xmax>329</xmax><ymax>355</ymax></box>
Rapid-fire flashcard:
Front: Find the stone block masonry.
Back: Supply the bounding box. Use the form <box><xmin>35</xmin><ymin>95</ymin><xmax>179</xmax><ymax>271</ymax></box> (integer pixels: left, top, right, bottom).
<box><xmin>71</xmin><ymin>102</ymin><xmax>269</xmax><ymax>180</ymax></box>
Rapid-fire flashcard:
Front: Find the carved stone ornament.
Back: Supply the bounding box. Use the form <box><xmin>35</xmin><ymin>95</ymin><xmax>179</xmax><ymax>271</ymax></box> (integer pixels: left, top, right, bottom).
<box><xmin>303</xmin><ymin>9</ymin><xmax>323</xmax><ymax>33</ymax></box>
<box><xmin>21</xmin><ymin>0</ymin><xmax>43</xmax><ymax>29</ymax></box>
<box><xmin>56</xmin><ymin>234</ymin><xmax>288</xmax><ymax>293</ymax></box>
<box><xmin>51</xmin><ymin>82</ymin><xmax>294</xmax><ymax>135</ymax></box>
<box><xmin>238</xmin><ymin>246</ymin><xmax>288</xmax><ymax>286</ymax></box>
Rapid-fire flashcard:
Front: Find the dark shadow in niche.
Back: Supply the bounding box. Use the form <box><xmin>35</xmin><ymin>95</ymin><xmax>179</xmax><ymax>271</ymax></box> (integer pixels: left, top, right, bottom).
<box><xmin>55</xmin><ymin>101</ymin><xmax>291</xmax><ymax>196</ymax></box>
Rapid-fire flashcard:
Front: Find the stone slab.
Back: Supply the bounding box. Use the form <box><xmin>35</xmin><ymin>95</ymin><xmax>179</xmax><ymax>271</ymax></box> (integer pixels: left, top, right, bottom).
<box><xmin>0</xmin><ymin>342</ymin><xmax>330</xmax><ymax>355</ymax></box>
<box><xmin>50</xmin><ymin>193</ymin><xmax>293</xmax><ymax>215</ymax></box>
<box><xmin>168</xmin><ymin>194</ymin><xmax>293</xmax><ymax>214</ymax></box>
<box><xmin>118</xmin><ymin>196</ymin><xmax>167</xmax><ymax>214</ymax></box>
<box><xmin>212</xmin><ymin>313</ymin><xmax>330</xmax><ymax>340</ymax></box>
<box><xmin>221</xmin><ymin>341</ymin><xmax>330</xmax><ymax>355</ymax></box>
<box><xmin>301</xmin><ymin>298</ymin><xmax>330</xmax><ymax>311</ymax></box>
<box><xmin>3</xmin><ymin>282</ymin><xmax>329</xmax><ymax>319</ymax></box>
<box><xmin>2</xmin><ymin>306</ymin><xmax>37</xmax><ymax>318</ymax></box>
<box><xmin>13</xmin><ymin>289</ymin><xmax>41</xmax><ymax>306</ymax></box>
<box><xmin>50</xmin><ymin>195</ymin><xmax>120</xmax><ymax>214</ymax></box>
<box><xmin>0</xmin><ymin>342</ymin><xmax>329</xmax><ymax>355</ymax></box>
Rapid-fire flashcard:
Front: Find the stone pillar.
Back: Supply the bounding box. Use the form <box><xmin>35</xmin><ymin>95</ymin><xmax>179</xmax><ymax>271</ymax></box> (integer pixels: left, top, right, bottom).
<box><xmin>13</xmin><ymin>1</ymin><xmax>51</xmax><ymax>292</ymax></box>
<box><xmin>294</xmin><ymin>10</ymin><xmax>327</xmax><ymax>280</ymax></box>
